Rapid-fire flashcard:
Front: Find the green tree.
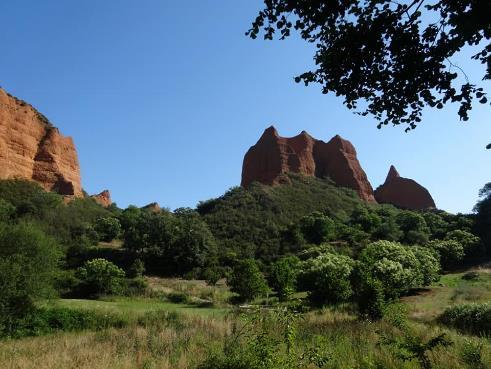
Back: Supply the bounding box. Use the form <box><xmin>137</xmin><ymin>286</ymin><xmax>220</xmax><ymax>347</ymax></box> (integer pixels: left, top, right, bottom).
<box><xmin>0</xmin><ymin>223</ymin><xmax>61</xmax><ymax>333</ymax></box>
<box><xmin>94</xmin><ymin>216</ymin><xmax>121</xmax><ymax>242</ymax></box>
<box><xmin>269</xmin><ymin>256</ymin><xmax>300</xmax><ymax>301</ymax></box>
<box><xmin>228</xmin><ymin>259</ymin><xmax>269</xmax><ymax>302</ymax></box>
<box><xmin>248</xmin><ymin>1</ymin><xmax>490</xmax><ymax>134</ymax></box>
<box><xmin>77</xmin><ymin>258</ymin><xmax>125</xmax><ymax>296</ymax></box>
<box><xmin>474</xmin><ymin>183</ymin><xmax>491</xmax><ymax>251</ymax></box>
<box><xmin>299</xmin><ymin>252</ymin><xmax>354</xmax><ymax>306</ymax></box>
<box><xmin>427</xmin><ymin>239</ymin><xmax>464</xmax><ymax>270</ymax></box>
<box><xmin>445</xmin><ymin>229</ymin><xmax>482</xmax><ymax>256</ymax></box>
<box><xmin>299</xmin><ymin>212</ymin><xmax>337</xmax><ymax>245</ymax></box>
<box><xmin>357</xmin><ymin>241</ymin><xmax>424</xmax><ymax>299</ymax></box>
<box><xmin>396</xmin><ymin>211</ymin><xmax>430</xmax><ymax>245</ymax></box>
<box><xmin>412</xmin><ymin>246</ymin><xmax>441</xmax><ymax>285</ymax></box>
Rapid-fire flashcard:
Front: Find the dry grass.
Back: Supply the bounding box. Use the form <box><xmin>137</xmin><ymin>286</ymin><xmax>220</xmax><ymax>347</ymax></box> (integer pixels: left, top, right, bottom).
<box><xmin>0</xmin><ymin>314</ymin><xmax>231</xmax><ymax>369</ymax></box>
<box><xmin>146</xmin><ymin>277</ymin><xmax>232</xmax><ymax>305</ymax></box>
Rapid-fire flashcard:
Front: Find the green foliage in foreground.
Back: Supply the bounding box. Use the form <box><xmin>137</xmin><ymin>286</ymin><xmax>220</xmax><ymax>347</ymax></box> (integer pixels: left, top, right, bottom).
<box><xmin>0</xmin><ymin>222</ymin><xmax>61</xmax><ymax>336</ymax></box>
<box><xmin>299</xmin><ymin>252</ymin><xmax>354</xmax><ymax>306</ymax></box>
<box><xmin>228</xmin><ymin>259</ymin><xmax>269</xmax><ymax>302</ymax></box>
<box><xmin>439</xmin><ymin>303</ymin><xmax>491</xmax><ymax>336</ymax></box>
<box><xmin>197</xmin><ymin>309</ymin><xmax>330</xmax><ymax>369</ymax></box>
<box><xmin>3</xmin><ymin>307</ymin><xmax>128</xmax><ymax>339</ymax></box>
<box><xmin>77</xmin><ymin>258</ymin><xmax>126</xmax><ymax>297</ymax></box>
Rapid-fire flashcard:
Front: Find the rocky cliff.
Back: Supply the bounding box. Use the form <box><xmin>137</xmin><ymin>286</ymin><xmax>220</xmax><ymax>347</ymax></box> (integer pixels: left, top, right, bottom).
<box><xmin>91</xmin><ymin>190</ymin><xmax>112</xmax><ymax>207</ymax></box>
<box><xmin>241</xmin><ymin>126</ymin><xmax>376</xmax><ymax>202</ymax></box>
<box><xmin>0</xmin><ymin>88</ymin><xmax>82</xmax><ymax>197</ymax></box>
<box><xmin>374</xmin><ymin>165</ymin><xmax>436</xmax><ymax>210</ymax></box>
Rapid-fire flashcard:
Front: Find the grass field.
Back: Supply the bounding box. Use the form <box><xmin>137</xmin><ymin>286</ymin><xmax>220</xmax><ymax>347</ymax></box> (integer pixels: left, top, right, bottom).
<box><xmin>2</xmin><ymin>271</ymin><xmax>491</xmax><ymax>369</ymax></box>
<box><xmin>45</xmin><ymin>297</ymin><xmax>228</xmax><ymax>318</ymax></box>
<box><xmin>403</xmin><ymin>267</ymin><xmax>491</xmax><ymax>322</ymax></box>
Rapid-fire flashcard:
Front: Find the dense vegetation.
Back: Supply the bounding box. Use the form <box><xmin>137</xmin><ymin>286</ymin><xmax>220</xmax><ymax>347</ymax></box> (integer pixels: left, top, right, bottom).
<box><xmin>1</xmin><ymin>177</ymin><xmax>491</xmax><ymax>368</ymax></box>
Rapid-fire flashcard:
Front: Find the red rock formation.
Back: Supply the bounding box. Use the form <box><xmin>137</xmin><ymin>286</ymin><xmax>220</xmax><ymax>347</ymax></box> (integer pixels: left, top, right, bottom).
<box><xmin>91</xmin><ymin>190</ymin><xmax>112</xmax><ymax>207</ymax></box>
<box><xmin>374</xmin><ymin>165</ymin><xmax>436</xmax><ymax>210</ymax></box>
<box><xmin>0</xmin><ymin>88</ymin><xmax>82</xmax><ymax>197</ymax></box>
<box><xmin>241</xmin><ymin>126</ymin><xmax>376</xmax><ymax>202</ymax></box>
<box><xmin>142</xmin><ymin>202</ymin><xmax>161</xmax><ymax>212</ymax></box>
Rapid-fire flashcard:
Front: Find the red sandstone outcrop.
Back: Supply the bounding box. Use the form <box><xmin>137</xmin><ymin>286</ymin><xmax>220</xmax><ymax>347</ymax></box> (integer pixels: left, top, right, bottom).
<box><xmin>91</xmin><ymin>190</ymin><xmax>112</xmax><ymax>207</ymax></box>
<box><xmin>374</xmin><ymin>165</ymin><xmax>436</xmax><ymax>210</ymax></box>
<box><xmin>241</xmin><ymin>126</ymin><xmax>376</xmax><ymax>202</ymax></box>
<box><xmin>142</xmin><ymin>202</ymin><xmax>161</xmax><ymax>212</ymax></box>
<box><xmin>0</xmin><ymin>88</ymin><xmax>82</xmax><ymax>197</ymax></box>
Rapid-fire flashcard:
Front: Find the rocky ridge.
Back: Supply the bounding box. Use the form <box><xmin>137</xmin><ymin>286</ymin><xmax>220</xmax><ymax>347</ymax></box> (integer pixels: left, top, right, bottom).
<box><xmin>242</xmin><ymin>127</ymin><xmax>435</xmax><ymax>210</ymax></box>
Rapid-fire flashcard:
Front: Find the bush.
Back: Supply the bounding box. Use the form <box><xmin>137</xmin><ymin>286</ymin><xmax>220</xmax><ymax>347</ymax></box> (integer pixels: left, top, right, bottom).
<box><xmin>299</xmin><ymin>252</ymin><xmax>354</xmax><ymax>306</ymax></box>
<box><xmin>77</xmin><ymin>258</ymin><xmax>125</xmax><ymax>297</ymax></box>
<box><xmin>2</xmin><ymin>307</ymin><xmax>128</xmax><ymax>339</ymax></box>
<box><xmin>462</xmin><ymin>271</ymin><xmax>480</xmax><ymax>281</ymax></box>
<box><xmin>167</xmin><ymin>292</ymin><xmax>189</xmax><ymax>304</ymax></box>
<box><xmin>269</xmin><ymin>256</ymin><xmax>300</xmax><ymax>301</ymax></box>
<box><xmin>228</xmin><ymin>259</ymin><xmax>269</xmax><ymax>303</ymax></box>
<box><xmin>123</xmin><ymin>277</ymin><xmax>148</xmax><ymax>296</ymax></box>
<box><xmin>411</xmin><ymin>246</ymin><xmax>441</xmax><ymax>285</ymax></box>
<box><xmin>438</xmin><ymin>303</ymin><xmax>491</xmax><ymax>335</ymax></box>
<box><xmin>203</xmin><ymin>266</ymin><xmax>222</xmax><ymax>286</ymax></box>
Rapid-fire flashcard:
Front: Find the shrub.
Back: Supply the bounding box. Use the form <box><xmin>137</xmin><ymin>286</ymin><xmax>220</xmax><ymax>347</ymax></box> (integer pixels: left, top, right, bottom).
<box><xmin>127</xmin><ymin>258</ymin><xmax>145</xmax><ymax>278</ymax></box>
<box><xmin>123</xmin><ymin>277</ymin><xmax>148</xmax><ymax>296</ymax></box>
<box><xmin>203</xmin><ymin>266</ymin><xmax>222</xmax><ymax>286</ymax></box>
<box><xmin>228</xmin><ymin>259</ymin><xmax>269</xmax><ymax>303</ymax></box>
<box><xmin>438</xmin><ymin>303</ymin><xmax>491</xmax><ymax>335</ymax></box>
<box><xmin>167</xmin><ymin>292</ymin><xmax>189</xmax><ymax>304</ymax></box>
<box><xmin>2</xmin><ymin>307</ymin><xmax>128</xmax><ymax>339</ymax></box>
<box><xmin>269</xmin><ymin>256</ymin><xmax>300</xmax><ymax>301</ymax></box>
<box><xmin>77</xmin><ymin>258</ymin><xmax>125</xmax><ymax>297</ymax></box>
<box><xmin>299</xmin><ymin>252</ymin><xmax>354</xmax><ymax>306</ymax></box>
<box><xmin>355</xmin><ymin>276</ymin><xmax>386</xmax><ymax>320</ymax></box>
<box><xmin>462</xmin><ymin>271</ymin><xmax>480</xmax><ymax>281</ymax></box>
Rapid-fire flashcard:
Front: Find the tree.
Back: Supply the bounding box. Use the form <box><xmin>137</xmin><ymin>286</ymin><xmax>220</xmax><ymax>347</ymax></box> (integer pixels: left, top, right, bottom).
<box><xmin>269</xmin><ymin>256</ymin><xmax>300</xmax><ymax>301</ymax></box>
<box><xmin>299</xmin><ymin>212</ymin><xmax>337</xmax><ymax>245</ymax></box>
<box><xmin>474</xmin><ymin>183</ymin><xmax>491</xmax><ymax>251</ymax></box>
<box><xmin>94</xmin><ymin>216</ymin><xmax>121</xmax><ymax>242</ymax></box>
<box><xmin>228</xmin><ymin>259</ymin><xmax>269</xmax><ymax>302</ymax></box>
<box><xmin>427</xmin><ymin>239</ymin><xmax>464</xmax><ymax>269</ymax></box>
<box><xmin>0</xmin><ymin>223</ymin><xmax>61</xmax><ymax>333</ymax></box>
<box><xmin>299</xmin><ymin>252</ymin><xmax>355</xmax><ymax>306</ymax></box>
<box><xmin>357</xmin><ymin>240</ymin><xmax>424</xmax><ymax>299</ymax></box>
<box><xmin>396</xmin><ymin>211</ymin><xmax>430</xmax><ymax>245</ymax></box>
<box><xmin>77</xmin><ymin>258</ymin><xmax>125</xmax><ymax>296</ymax></box>
<box><xmin>248</xmin><ymin>1</ymin><xmax>490</xmax><ymax>135</ymax></box>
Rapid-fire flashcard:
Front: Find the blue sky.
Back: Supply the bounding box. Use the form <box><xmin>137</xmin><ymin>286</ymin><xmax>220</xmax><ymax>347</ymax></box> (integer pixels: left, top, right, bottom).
<box><xmin>1</xmin><ymin>1</ymin><xmax>489</xmax><ymax>213</ymax></box>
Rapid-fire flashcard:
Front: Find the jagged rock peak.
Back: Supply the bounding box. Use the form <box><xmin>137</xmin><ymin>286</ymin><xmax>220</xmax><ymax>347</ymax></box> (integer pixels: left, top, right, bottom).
<box><xmin>91</xmin><ymin>190</ymin><xmax>112</xmax><ymax>207</ymax></box>
<box><xmin>241</xmin><ymin>127</ymin><xmax>376</xmax><ymax>202</ymax></box>
<box><xmin>0</xmin><ymin>87</ymin><xmax>82</xmax><ymax>197</ymax></box>
<box><xmin>386</xmin><ymin>165</ymin><xmax>400</xmax><ymax>182</ymax></box>
<box><xmin>375</xmin><ymin>167</ymin><xmax>435</xmax><ymax>210</ymax></box>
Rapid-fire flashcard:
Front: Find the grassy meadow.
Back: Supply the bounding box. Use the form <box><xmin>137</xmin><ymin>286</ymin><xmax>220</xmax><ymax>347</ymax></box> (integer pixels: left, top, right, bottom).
<box><xmin>2</xmin><ymin>269</ymin><xmax>491</xmax><ymax>369</ymax></box>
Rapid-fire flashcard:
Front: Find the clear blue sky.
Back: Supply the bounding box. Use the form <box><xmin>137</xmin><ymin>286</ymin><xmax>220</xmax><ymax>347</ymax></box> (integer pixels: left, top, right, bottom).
<box><xmin>1</xmin><ymin>1</ymin><xmax>489</xmax><ymax>214</ymax></box>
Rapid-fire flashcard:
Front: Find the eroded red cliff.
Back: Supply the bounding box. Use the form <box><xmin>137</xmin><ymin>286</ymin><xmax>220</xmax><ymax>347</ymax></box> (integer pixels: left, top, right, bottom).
<box><xmin>241</xmin><ymin>126</ymin><xmax>376</xmax><ymax>202</ymax></box>
<box><xmin>91</xmin><ymin>190</ymin><xmax>112</xmax><ymax>207</ymax></box>
<box><xmin>374</xmin><ymin>165</ymin><xmax>436</xmax><ymax>210</ymax></box>
<box><xmin>0</xmin><ymin>88</ymin><xmax>82</xmax><ymax>197</ymax></box>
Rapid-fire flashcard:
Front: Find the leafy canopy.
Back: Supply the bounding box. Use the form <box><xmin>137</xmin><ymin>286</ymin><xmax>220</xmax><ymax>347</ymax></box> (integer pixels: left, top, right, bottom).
<box><xmin>248</xmin><ymin>1</ymin><xmax>490</xmax><ymax>132</ymax></box>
